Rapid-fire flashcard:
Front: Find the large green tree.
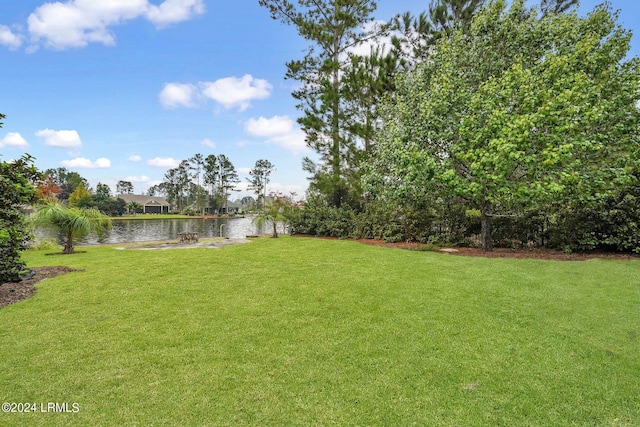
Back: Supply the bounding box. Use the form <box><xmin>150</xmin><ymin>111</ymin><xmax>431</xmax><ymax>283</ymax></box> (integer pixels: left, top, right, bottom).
<box><xmin>94</xmin><ymin>182</ymin><xmax>112</xmax><ymax>201</ymax></box>
<box><xmin>176</xmin><ymin>160</ymin><xmax>191</xmax><ymax>212</ymax></box>
<box><xmin>68</xmin><ymin>183</ymin><xmax>92</xmax><ymax>208</ymax></box>
<box><xmin>160</xmin><ymin>168</ymin><xmax>180</xmax><ymax>210</ymax></box>
<box><xmin>368</xmin><ymin>0</ymin><xmax>640</xmax><ymax>251</ymax></box>
<box><xmin>392</xmin><ymin>0</ymin><xmax>577</xmax><ymax>66</ymax></box>
<box><xmin>44</xmin><ymin>167</ymin><xmax>89</xmax><ymax>201</ymax></box>
<box><xmin>116</xmin><ymin>180</ymin><xmax>134</xmax><ymax>195</ymax></box>
<box><xmin>259</xmin><ymin>0</ymin><xmax>383</xmax><ymax>207</ymax></box>
<box><xmin>0</xmin><ymin>149</ymin><xmax>42</xmax><ymax>282</ymax></box>
<box><xmin>342</xmin><ymin>44</ymin><xmax>398</xmax><ymax>185</ymax></box>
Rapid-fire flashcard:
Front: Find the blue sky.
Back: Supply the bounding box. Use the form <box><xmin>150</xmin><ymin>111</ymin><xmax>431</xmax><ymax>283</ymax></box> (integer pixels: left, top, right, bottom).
<box><xmin>0</xmin><ymin>0</ymin><xmax>638</xmax><ymax>198</ymax></box>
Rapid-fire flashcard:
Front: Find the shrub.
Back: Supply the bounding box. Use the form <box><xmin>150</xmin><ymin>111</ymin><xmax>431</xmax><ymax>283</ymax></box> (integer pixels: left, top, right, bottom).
<box><xmin>0</xmin><ymin>224</ymin><xmax>31</xmax><ymax>282</ymax></box>
<box><xmin>29</xmin><ymin>238</ymin><xmax>60</xmax><ymax>251</ymax></box>
<box><xmin>0</xmin><ymin>154</ymin><xmax>41</xmax><ymax>283</ymax></box>
<box><xmin>548</xmin><ymin>192</ymin><xmax>640</xmax><ymax>253</ymax></box>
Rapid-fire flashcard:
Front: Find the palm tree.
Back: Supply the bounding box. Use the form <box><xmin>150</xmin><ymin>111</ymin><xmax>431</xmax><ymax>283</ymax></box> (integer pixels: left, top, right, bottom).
<box><xmin>126</xmin><ymin>201</ymin><xmax>142</xmax><ymax>216</ymax></box>
<box><xmin>253</xmin><ymin>204</ymin><xmax>286</xmax><ymax>238</ymax></box>
<box><xmin>31</xmin><ymin>202</ymin><xmax>112</xmax><ymax>254</ymax></box>
<box><xmin>252</xmin><ymin>193</ymin><xmax>292</xmax><ymax>238</ymax></box>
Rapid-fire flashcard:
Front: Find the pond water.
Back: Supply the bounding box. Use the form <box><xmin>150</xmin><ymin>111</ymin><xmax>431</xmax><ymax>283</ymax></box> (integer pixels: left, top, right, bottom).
<box><xmin>37</xmin><ymin>216</ymin><xmax>272</xmax><ymax>245</ymax></box>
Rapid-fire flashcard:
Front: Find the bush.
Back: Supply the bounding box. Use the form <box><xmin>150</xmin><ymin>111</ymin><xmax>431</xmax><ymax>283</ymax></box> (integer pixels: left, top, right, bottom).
<box><xmin>0</xmin><ymin>154</ymin><xmax>41</xmax><ymax>282</ymax></box>
<box><xmin>492</xmin><ymin>211</ymin><xmax>547</xmax><ymax>249</ymax></box>
<box><xmin>291</xmin><ymin>198</ymin><xmax>440</xmax><ymax>243</ymax></box>
<box><xmin>0</xmin><ymin>224</ymin><xmax>31</xmax><ymax>282</ymax></box>
<box><xmin>29</xmin><ymin>238</ymin><xmax>60</xmax><ymax>251</ymax></box>
<box><xmin>288</xmin><ymin>200</ymin><xmax>356</xmax><ymax>239</ymax></box>
<box><xmin>353</xmin><ymin>201</ymin><xmax>404</xmax><ymax>242</ymax></box>
<box><xmin>82</xmin><ymin>197</ymin><xmax>127</xmax><ymax>216</ymax></box>
<box><xmin>548</xmin><ymin>190</ymin><xmax>640</xmax><ymax>253</ymax></box>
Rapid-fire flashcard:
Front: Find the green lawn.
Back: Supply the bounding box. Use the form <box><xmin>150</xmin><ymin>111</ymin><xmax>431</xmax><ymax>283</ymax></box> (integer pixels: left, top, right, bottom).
<box><xmin>1</xmin><ymin>237</ymin><xmax>639</xmax><ymax>426</ymax></box>
<box><xmin>112</xmin><ymin>214</ymin><xmax>199</xmax><ymax>220</ymax></box>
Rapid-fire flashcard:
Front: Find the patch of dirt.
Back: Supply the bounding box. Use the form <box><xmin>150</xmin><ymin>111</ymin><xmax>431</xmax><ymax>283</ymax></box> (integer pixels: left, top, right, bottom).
<box><xmin>365</xmin><ymin>240</ymin><xmax>640</xmax><ymax>260</ymax></box>
<box><xmin>115</xmin><ymin>238</ymin><xmax>252</xmax><ymax>250</ymax></box>
<box><xmin>436</xmin><ymin>246</ymin><xmax>639</xmax><ymax>261</ymax></box>
<box><xmin>295</xmin><ymin>235</ymin><xmax>639</xmax><ymax>261</ymax></box>
<box><xmin>0</xmin><ymin>267</ymin><xmax>83</xmax><ymax>309</ymax></box>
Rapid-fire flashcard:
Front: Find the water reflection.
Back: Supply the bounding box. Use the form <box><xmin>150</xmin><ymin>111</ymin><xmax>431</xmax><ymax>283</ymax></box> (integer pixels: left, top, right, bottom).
<box><xmin>38</xmin><ymin>216</ymin><xmax>268</xmax><ymax>245</ymax></box>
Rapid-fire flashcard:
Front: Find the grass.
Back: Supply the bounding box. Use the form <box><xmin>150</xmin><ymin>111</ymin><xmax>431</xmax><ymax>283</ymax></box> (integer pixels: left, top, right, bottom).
<box><xmin>113</xmin><ymin>214</ymin><xmax>246</xmax><ymax>220</ymax></box>
<box><xmin>1</xmin><ymin>236</ymin><xmax>639</xmax><ymax>426</ymax></box>
<box><xmin>112</xmin><ymin>214</ymin><xmax>199</xmax><ymax>220</ymax></box>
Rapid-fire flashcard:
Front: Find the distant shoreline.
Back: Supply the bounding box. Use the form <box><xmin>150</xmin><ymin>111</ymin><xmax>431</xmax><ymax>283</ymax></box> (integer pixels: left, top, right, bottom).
<box><xmin>111</xmin><ymin>214</ymin><xmax>247</xmax><ymax>221</ymax></box>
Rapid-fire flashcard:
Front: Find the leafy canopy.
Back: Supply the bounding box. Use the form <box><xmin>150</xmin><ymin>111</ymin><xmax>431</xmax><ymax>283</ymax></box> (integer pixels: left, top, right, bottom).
<box><xmin>367</xmin><ymin>0</ymin><xmax>640</xmax><ymax>250</ymax></box>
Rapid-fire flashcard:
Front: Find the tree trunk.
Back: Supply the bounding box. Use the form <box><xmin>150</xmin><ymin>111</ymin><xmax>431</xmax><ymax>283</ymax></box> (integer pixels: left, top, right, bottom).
<box><xmin>64</xmin><ymin>230</ymin><xmax>75</xmax><ymax>254</ymax></box>
<box><xmin>331</xmin><ymin>14</ymin><xmax>342</xmax><ymax>208</ymax></box>
<box><xmin>480</xmin><ymin>202</ymin><xmax>493</xmax><ymax>252</ymax></box>
<box><xmin>272</xmin><ymin>221</ymin><xmax>278</xmax><ymax>238</ymax></box>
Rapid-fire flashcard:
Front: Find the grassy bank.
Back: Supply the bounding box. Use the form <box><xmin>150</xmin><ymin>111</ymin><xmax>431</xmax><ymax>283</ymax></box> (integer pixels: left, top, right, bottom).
<box><xmin>112</xmin><ymin>214</ymin><xmax>198</xmax><ymax>220</ymax></box>
<box><xmin>112</xmin><ymin>214</ymin><xmax>246</xmax><ymax>220</ymax></box>
<box><xmin>1</xmin><ymin>237</ymin><xmax>639</xmax><ymax>426</ymax></box>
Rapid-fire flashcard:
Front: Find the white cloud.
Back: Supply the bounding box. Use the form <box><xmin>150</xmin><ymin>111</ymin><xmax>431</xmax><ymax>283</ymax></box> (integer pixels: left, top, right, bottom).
<box><xmin>0</xmin><ymin>132</ymin><xmax>29</xmax><ymax>149</ymax></box>
<box><xmin>238</xmin><ymin>167</ymin><xmax>252</xmax><ymax>175</ymax></box>
<box><xmin>200</xmin><ymin>75</ymin><xmax>272</xmax><ymax>111</ymax></box>
<box><xmin>245</xmin><ymin>115</ymin><xmax>294</xmax><ymax>138</ymax></box>
<box><xmin>160</xmin><ymin>75</ymin><xmax>272</xmax><ymax>112</ymax></box>
<box><xmin>201</xmin><ymin>138</ymin><xmax>216</xmax><ymax>148</ymax></box>
<box><xmin>26</xmin><ymin>0</ymin><xmax>205</xmax><ymax>50</ymax></box>
<box><xmin>268</xmin><ymin>183</ymin><xmax>306</xmax><ymax>198</ymax></box>
<box><xmin>159</xmin><ymin>83</ymin><xmax>198</xmax><ymax>109</ymax></box>
<box><xmin>146</xmin><ymin>0</ymin><xmax>206</xmax><ymax>27</ymax></box>
<box><xmin>124</xmin><ymin>175</ymin><xmax>151</xmax><ymax>183</ymax></box>
<box><xmin>267</xmin><ymin>131</ymin><xmax>308</xmax><ymax>154</ymax></box>
<box><xmin>128</xmin><ymin>155</ymin><xmax>142</xmax><ymax>162</ymax></box>
<box><xmin>36</xmin><ymin>128</ymin><xmax>82</xmax><ymax>148</ymax></box>
<box><xmin>61</xmin><ymin>156</ymin><xmax>111</xmax><ymax>169</ymax></box>
<box><xmin>244</xmin><ymin>116</ymin><xmax>308</xmax><ymax>155</ymax></box>
<box><xmin>0</xmin><ymin>25</ymin><xmax>23</xmax><ymax>50</ymax></box>
<box><xmin>147</xmin><ymin>157</ymin><xmax>179</xmax><ymax>168</ymax></box>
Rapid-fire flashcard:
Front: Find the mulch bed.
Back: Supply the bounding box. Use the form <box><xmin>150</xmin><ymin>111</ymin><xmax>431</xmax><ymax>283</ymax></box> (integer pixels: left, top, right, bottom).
<box><xmin>0</xmin><ymin>267</ymin><xmax>83</xmax><ymax>309</ymax></box>
<box><xmin>295</xmin><ymin>234</ymin><xmax>640</xmax><ymax>261</ymax></box>
<box><xmin>439</xmin><ymin>246</ymin><xmax>640</xmax><ymax>261</ymax></box>
<box><xmin>361</xmin><ymin>239</ymin><xmax>640</xmax><ymax>260</ymax></box>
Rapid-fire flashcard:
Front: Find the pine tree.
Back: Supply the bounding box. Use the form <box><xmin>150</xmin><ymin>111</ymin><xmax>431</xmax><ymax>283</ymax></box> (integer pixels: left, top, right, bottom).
<box><xmin>217</xmin><ymin>155</ymin><xmax>239</xmax><ymax>213</ymax></box>
<box><xmin>259</xmin><ymin>0</ymin><xmax>382</xmax><ymax>207</ymax></box>
<box><xmin>248</xmin><ymin>159</ymin><xmax>275</xmax><ymax>209</ymax></box>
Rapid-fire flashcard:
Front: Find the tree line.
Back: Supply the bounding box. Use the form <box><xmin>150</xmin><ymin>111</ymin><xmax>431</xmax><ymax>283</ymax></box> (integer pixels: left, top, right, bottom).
<box><xmin>33</xmin><ymin>154</ymin><xmax>276</xmax><ymax>216</ymax></box>
<box><xmin>0</xmin><ymin>153</ymin><xmax>277</xmax><ymax>223</ymax></box>
<box><xmin>260</xmin><ymin>0</ymin><xmax>640</xmax><ymax>252</ymax></box>
<box><xmin>146</xmin><ymin>154</ymin><xmax>275</xmax><ymax>214</ymax></box>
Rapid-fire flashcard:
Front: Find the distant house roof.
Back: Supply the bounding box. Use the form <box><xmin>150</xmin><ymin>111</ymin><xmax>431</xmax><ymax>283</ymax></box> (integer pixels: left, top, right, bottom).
<box><xmin>117</xmin><ymin>194</ymin><xmax>170</xmax><ymax>207</ymax></box>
